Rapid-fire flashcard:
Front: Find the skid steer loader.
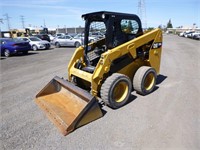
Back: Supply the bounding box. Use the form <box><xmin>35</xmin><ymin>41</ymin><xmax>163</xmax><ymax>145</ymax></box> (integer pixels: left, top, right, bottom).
<box><xmin>35</xmin><ymin>11</ymin><xmax>162</xmax><ymax>136</ymax></box>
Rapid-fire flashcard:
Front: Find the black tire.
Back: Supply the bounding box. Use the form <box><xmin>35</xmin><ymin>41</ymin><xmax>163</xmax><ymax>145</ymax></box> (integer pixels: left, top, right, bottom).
<box><xmin>4</xmin><ymin>49</ymin><xmax>11</xmax><ymax>57</ymax></box>
<box><xmin>32</xmin><ymin>45</ymin><xmax>38</xmax><ymax>51</ymax></box>
<box><xmin>55</xmin><ymin>42</ymin><xmax>60</xmax><ymax>48</ymax></box>
<box><xmin>23</xmin><ymin>51</ymin><xmax>28</xmax><ymax>55</ymax></box>
<box><xmin>100</xmin><ymin>73</ymin><xmax>132</xmax><ymax>109</ymax></box>
<box><xmin>133</xmin><ymin>66</ymin><xmax>157</xmax><ymax>95</ymax></box>
<box><xmin>74</xmin><ymin>42</ymin><xmax>81</xmax><ymax>48</ymax></box>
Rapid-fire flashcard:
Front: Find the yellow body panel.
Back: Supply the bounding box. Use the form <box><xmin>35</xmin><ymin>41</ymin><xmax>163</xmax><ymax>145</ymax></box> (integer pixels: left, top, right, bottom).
<box><xmin>68</xmin><ymin>28</ymin><xmax>162</xmax><ymax>96</ymax></box>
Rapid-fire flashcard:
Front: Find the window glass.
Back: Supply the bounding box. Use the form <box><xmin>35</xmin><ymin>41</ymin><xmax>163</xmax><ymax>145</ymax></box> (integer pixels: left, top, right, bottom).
<box><xmin>89</xmin><ymin>21</ymin><xmax>106</xmax><ymax>39</ymax></box>
<box><xmin>23</xmin><ymin>38</ymin><xmax>28</xmax><ymax>41</ymax></box>
<box><xmin>58</xmin><ymin>36</ymin><xmax>64</xmax><ymax>39</ymax></box>
<box><xmin>29</xmin><ymin>37</ymin><xmax>41</xmax><ymax>41</ymax></box>
<box><xmin>65</xmin><ymin>36</ymin><xmax>70</xmax><ymax>39</ymax></box>
<box><xmin>121</xmin><ymin>19</ymin><xmax>139</xmax><ymax>34</ymax></box>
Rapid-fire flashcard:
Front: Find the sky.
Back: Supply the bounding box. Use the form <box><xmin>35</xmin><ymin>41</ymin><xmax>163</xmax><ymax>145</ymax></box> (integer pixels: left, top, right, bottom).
<box><xmin>0</xmin><ymin>0</ymin><xmax>199</xmax><ymax>31</ymax></box>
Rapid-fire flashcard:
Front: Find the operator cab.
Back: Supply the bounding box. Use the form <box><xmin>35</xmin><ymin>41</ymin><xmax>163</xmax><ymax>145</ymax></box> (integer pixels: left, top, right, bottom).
<box><xmin>82</xmin><ymin>11</ymin><xmax>143</xmax><ymax>49</ymax></box>
<box><xmin>81</xmin><ymin>11</ymin><xmax>143</xmax><ymax>72</ymax></box>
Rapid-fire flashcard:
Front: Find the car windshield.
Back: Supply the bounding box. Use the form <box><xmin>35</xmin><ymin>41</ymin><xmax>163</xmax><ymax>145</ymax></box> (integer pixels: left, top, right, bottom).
<box><xmin>13</xmin><ymin>38</ymin><xmax>25</xmax><ymax>42</ymax></box>
<box><xmin>74</xmin><ymin>34</ymin><xmax>84</xmax><ymax>39</ymax></box>
<box><xmin>29</xmin><ymin>37</ymin><xmax>41</xmax><ymax>41</ymax></box>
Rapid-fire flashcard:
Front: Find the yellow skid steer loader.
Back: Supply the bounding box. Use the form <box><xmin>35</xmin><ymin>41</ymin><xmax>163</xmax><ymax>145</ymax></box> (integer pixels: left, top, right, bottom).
<box><xmin>35</xmin><ymin>11</ymin><xmax>162</xmax><ymax>136</ymax></box>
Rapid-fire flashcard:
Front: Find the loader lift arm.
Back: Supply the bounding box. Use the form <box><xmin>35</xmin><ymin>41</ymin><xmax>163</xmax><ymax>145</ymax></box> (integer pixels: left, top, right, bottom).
<box><xmin>69</xmin><ymin>27</ymin><xmax>162</xmax><ymax>97</ymax></box>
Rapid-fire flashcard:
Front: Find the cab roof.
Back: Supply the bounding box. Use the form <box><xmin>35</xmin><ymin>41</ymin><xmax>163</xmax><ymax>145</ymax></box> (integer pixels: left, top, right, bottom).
<box><xmin>82</xmin><ymin>11</ymin><xmax>140</xmax><ymax>20</ymax></box>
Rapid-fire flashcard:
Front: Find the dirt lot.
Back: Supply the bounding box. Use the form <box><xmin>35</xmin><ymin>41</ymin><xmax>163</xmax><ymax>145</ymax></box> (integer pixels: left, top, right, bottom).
<box><xmin>1</xmin><ymin>35</ymin><xmax>200</xmax><ymax>150</ymax></box>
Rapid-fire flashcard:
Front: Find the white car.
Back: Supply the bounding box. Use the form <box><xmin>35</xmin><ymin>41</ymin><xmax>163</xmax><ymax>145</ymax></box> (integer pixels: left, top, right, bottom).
<box><xmin>53</xmin><ymin>35</ymin><xmax>82</xmax><ymax>48</ymax></box>
<box><xmin>18</xmin><ymin>37</ymin><xmax>51</xmax><ymax>51</ymax></box>
<box><xmin>74</xmin><ymin>33</ymin><xmax>97</xmax><ymax>43</ymax></box>
<box><xmin>189</xmin><ymin>32</ymin><xmax>200</xmax><ymax>39</ymax></box>
<box><xmin>48</xmin><ymin>34</ymin><xmax>55</xmax><ymax>41</ymax></box>
<box><xmin>55</xmin><ymin>33</ymin><xmax>65</xmax><ymax>37</ymax></box>
<box><xmin>179</xmin><ymin>31</ymin><xmax>195</xmax><ymax>38</ymax></box>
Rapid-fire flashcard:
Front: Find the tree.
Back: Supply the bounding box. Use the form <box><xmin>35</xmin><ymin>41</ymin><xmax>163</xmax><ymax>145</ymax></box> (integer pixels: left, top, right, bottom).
<box><xmin>167</xmin><ymin>19</ymin><xmax>173</xmax><ymax>28</ymax></box>
<box><xmin>127</xmin><ymin>20</ymin><xmax>133</xmax><ymax>31</ymax></box>
<box><xmin>158</xmin><ymin>24</ymin><xmax>162</xmax><ymax>29</ymax></box>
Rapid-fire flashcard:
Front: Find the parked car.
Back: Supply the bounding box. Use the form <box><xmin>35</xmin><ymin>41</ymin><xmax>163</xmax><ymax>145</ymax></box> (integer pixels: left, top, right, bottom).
<box><xmin>189</xmin><ymin>32</ymin><xmax>200</xmax><ymax>39</ymax></box>
<box><xmin>73</xmin><ymin>33</ymin><xmax>97</xmax><ymax>43</ymax></box>
<box><xmin>178</xmin><ymin>32</ymin><xmax>185</xmax><ymax>37</ymax></box>
<box><xmin>193</xmin><ymin>33</ymin><xmax>200</xmax><ymax>40</ymax></box>
<box><xmin>53</xmin><ymin>35</ymin><xmax>82</xmax><ymax>48</ymax></box>
<box><xmin>48</xmin><ymin>34</ymin><xmax>55</xmax><ymax>41</ymax></box>
<box><xmin>184</xmin><ymin>31</ymin><xmax>195</xmax><ymax>38</ymax></box>
<box><xmin>0</xmin><ymin>38</ymin><xmax>31</xmax><ymax>57</ymax></box>
<box><xmin>34</xmin><ymin>34</ymin><xmax>50</xmax><ymax>42</ymax></box>
<box><xmin>89</xmin><ymin>32</ymin><xmax>105</xmax><ymax>39</ymax></box>
<box><xmin>67</xmin><ymin>33</ymin><xmax>77</xmax><ymax>38</ymax></box>
<box><xmin>16</xmin><ymin>37</ymin><xmax>51</xmax><ymax>51</ymax></box>
<box><xmin>178</xmin><ymin>31</ymin><xmax>195</xmax><ymax>37</ymax></box>
<box><xmin>55</xmin><ymin>33</ymin><xmax>65</xmax><ymax>37</ymax></box>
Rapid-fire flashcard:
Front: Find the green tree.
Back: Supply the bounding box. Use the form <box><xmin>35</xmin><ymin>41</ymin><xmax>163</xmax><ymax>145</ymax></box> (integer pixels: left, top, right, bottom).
<box><xmin>158</xmin><ymin>24</ymin><xmax>162</xmax><ymax>29</ymax></box>
<box><xmin>167</xmin><ymin>19</ymin><xmax>173</xmax><ymax>28</ymax></box>
<box><xmin>127</xmin><ymin>20</ymin><xmax>133</xmax><ymax>31</ymax></box>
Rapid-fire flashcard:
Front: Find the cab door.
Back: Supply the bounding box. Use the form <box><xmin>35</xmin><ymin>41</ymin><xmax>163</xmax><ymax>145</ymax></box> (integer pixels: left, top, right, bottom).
<box><xmin>64</xmin><ymin>35</ymin><xmax>74</xmax><ymax>46</ymax></box>
<box><xmin>58</xmin><ymin>36</ymin><xmax>66</xmax><ymax>46</ymax></box>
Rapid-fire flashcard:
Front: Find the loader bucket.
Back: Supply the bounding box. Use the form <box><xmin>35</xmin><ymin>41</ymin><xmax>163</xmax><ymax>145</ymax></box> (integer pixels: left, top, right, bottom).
<box><xmin>35</xmin><ymin>76</ymin><xmax>103</xmax><ymax>136</ymax></box>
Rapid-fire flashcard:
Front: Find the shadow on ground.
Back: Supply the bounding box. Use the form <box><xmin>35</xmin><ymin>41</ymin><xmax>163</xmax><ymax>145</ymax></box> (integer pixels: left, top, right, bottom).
<box><xmin>156</xmin><ymin>74</ymin><xmax>167</xmax><ymax>85</ymax></box>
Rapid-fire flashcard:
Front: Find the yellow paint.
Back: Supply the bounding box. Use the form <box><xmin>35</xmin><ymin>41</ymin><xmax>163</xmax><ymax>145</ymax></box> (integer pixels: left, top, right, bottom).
<box><xmin>67</xmin><ymin>28</ymin><xmax>162</xmax><ymax>97</ymax></box>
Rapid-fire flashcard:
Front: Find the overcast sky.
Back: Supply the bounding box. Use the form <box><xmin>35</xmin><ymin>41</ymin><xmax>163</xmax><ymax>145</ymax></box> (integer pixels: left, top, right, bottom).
<box><xmin>0</xmin><ymin>0</ymin><xmax>199</xmax><ymax>31</ymax></box>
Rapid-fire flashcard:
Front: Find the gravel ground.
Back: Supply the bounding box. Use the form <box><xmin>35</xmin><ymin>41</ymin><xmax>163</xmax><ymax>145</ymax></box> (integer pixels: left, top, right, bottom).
<box><xmin>1</xmin><ymin>35</ymin><xmax>200</xmax><ymax>150</ymax></box>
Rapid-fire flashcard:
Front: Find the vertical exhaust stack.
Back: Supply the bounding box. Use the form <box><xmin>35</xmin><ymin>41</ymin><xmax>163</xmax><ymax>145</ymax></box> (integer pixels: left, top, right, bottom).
<box><xmin>35</xmin><ymin>76</ymin><xmax>103</xmax><ymax>136</ymax></box>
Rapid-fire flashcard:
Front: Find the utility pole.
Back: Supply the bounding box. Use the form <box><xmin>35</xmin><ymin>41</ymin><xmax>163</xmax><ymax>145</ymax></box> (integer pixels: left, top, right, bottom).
<box><xmin>43</xmin><ymin>19</ymin><xmax>46</xmax><ymax>27</ymax></box>
<box><xmin>138</xmin><ymin>0</ymin><xmax>147</xmax><ymax>29</ymax></box>
<box><xmin>0</xmin><ymin>18</ymin><xmax>4</xmax><ymax>38</ymax></box>
<box><xmin>20</xmin><ymin>15</ymin><xmax>25</xmax><ymax>28</ymax></box>
<box><xmin>3</xmin><ymin>13</ymin><xmax>11</xmax><ymax>30</ymax></box>
<box><xmin>0</xmin><ymin>18</ymin><xmax>3</xmax><ymax>24</ymax></box>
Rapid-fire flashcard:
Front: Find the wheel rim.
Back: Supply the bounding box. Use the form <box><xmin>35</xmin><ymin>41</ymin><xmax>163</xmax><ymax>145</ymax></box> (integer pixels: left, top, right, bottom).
<box><xmin>56</xmin><ymin>43</ymin><xmax>60</xmax><ymax>47</ymax></box>
<box><xmin>112</xmin><ymin>81</ymin><xmax>129</xmax><ymax>103</ymax></box>
<box><xmin>144</xmin><ymin>72</ymin><xmax>155</xmax><ymax>91</ymax></box>
<box><xmin>75</xmin><ymin>42</ymin><xmax>80</xmax><ymax>47</ymax></box>
<box><xmin>33</xmin><ymin>46</ymin><xmax>37</xmax><ymax>51</ymax></box>
<box><xmin>5</xmin><ymin>50</ymin><xmax>10</xmax><ymax>57</ymax></box>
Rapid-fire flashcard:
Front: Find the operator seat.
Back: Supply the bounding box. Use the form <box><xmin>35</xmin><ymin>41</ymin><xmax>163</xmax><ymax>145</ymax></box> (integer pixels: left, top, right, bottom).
<box><xmin>113</xmin><ymin>27</ymin><xmax>128</xmax><ymax>47</ymax></box>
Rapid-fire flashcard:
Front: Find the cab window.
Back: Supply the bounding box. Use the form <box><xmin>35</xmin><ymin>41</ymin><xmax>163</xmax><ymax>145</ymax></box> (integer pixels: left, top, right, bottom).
<box><xmin>121</xmin><ymin>19</ymin><xmax>139</xmax><ymax>34</ymax></box>
<box><xmin>89</xmin><ymin>21</ymin><xmax>106</xmax><ymax>39</ymax></box>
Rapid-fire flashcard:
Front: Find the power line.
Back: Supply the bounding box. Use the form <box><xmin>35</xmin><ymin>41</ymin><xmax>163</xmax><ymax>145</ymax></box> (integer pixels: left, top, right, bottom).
<box><xmin>20</xmin><ymin>15</ymin><xmax>25</xmax><ymax>29</ymax></box>
<box><xmin>0</xmin><ymin>18</ymin><xmax>4</xmax><ymax>37</ymax></box>
<box><xmin>43</xmin><ymin>19</ymin><xmax>46</xmax><ymax>27</ymax></box>
<box><xmin>138</xmin><ymin>0</ymin><xmax>147</xmax><ymax>29</ymax></box>
<box><xmin>3</xmin><ymin>13</ymin><xmax>11</xmax><ymax>30</ymax></box>
<box><xmin>0</xmin><ymin>18</ymin><xmax>4</xmax><ymax>24</ymax></box>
